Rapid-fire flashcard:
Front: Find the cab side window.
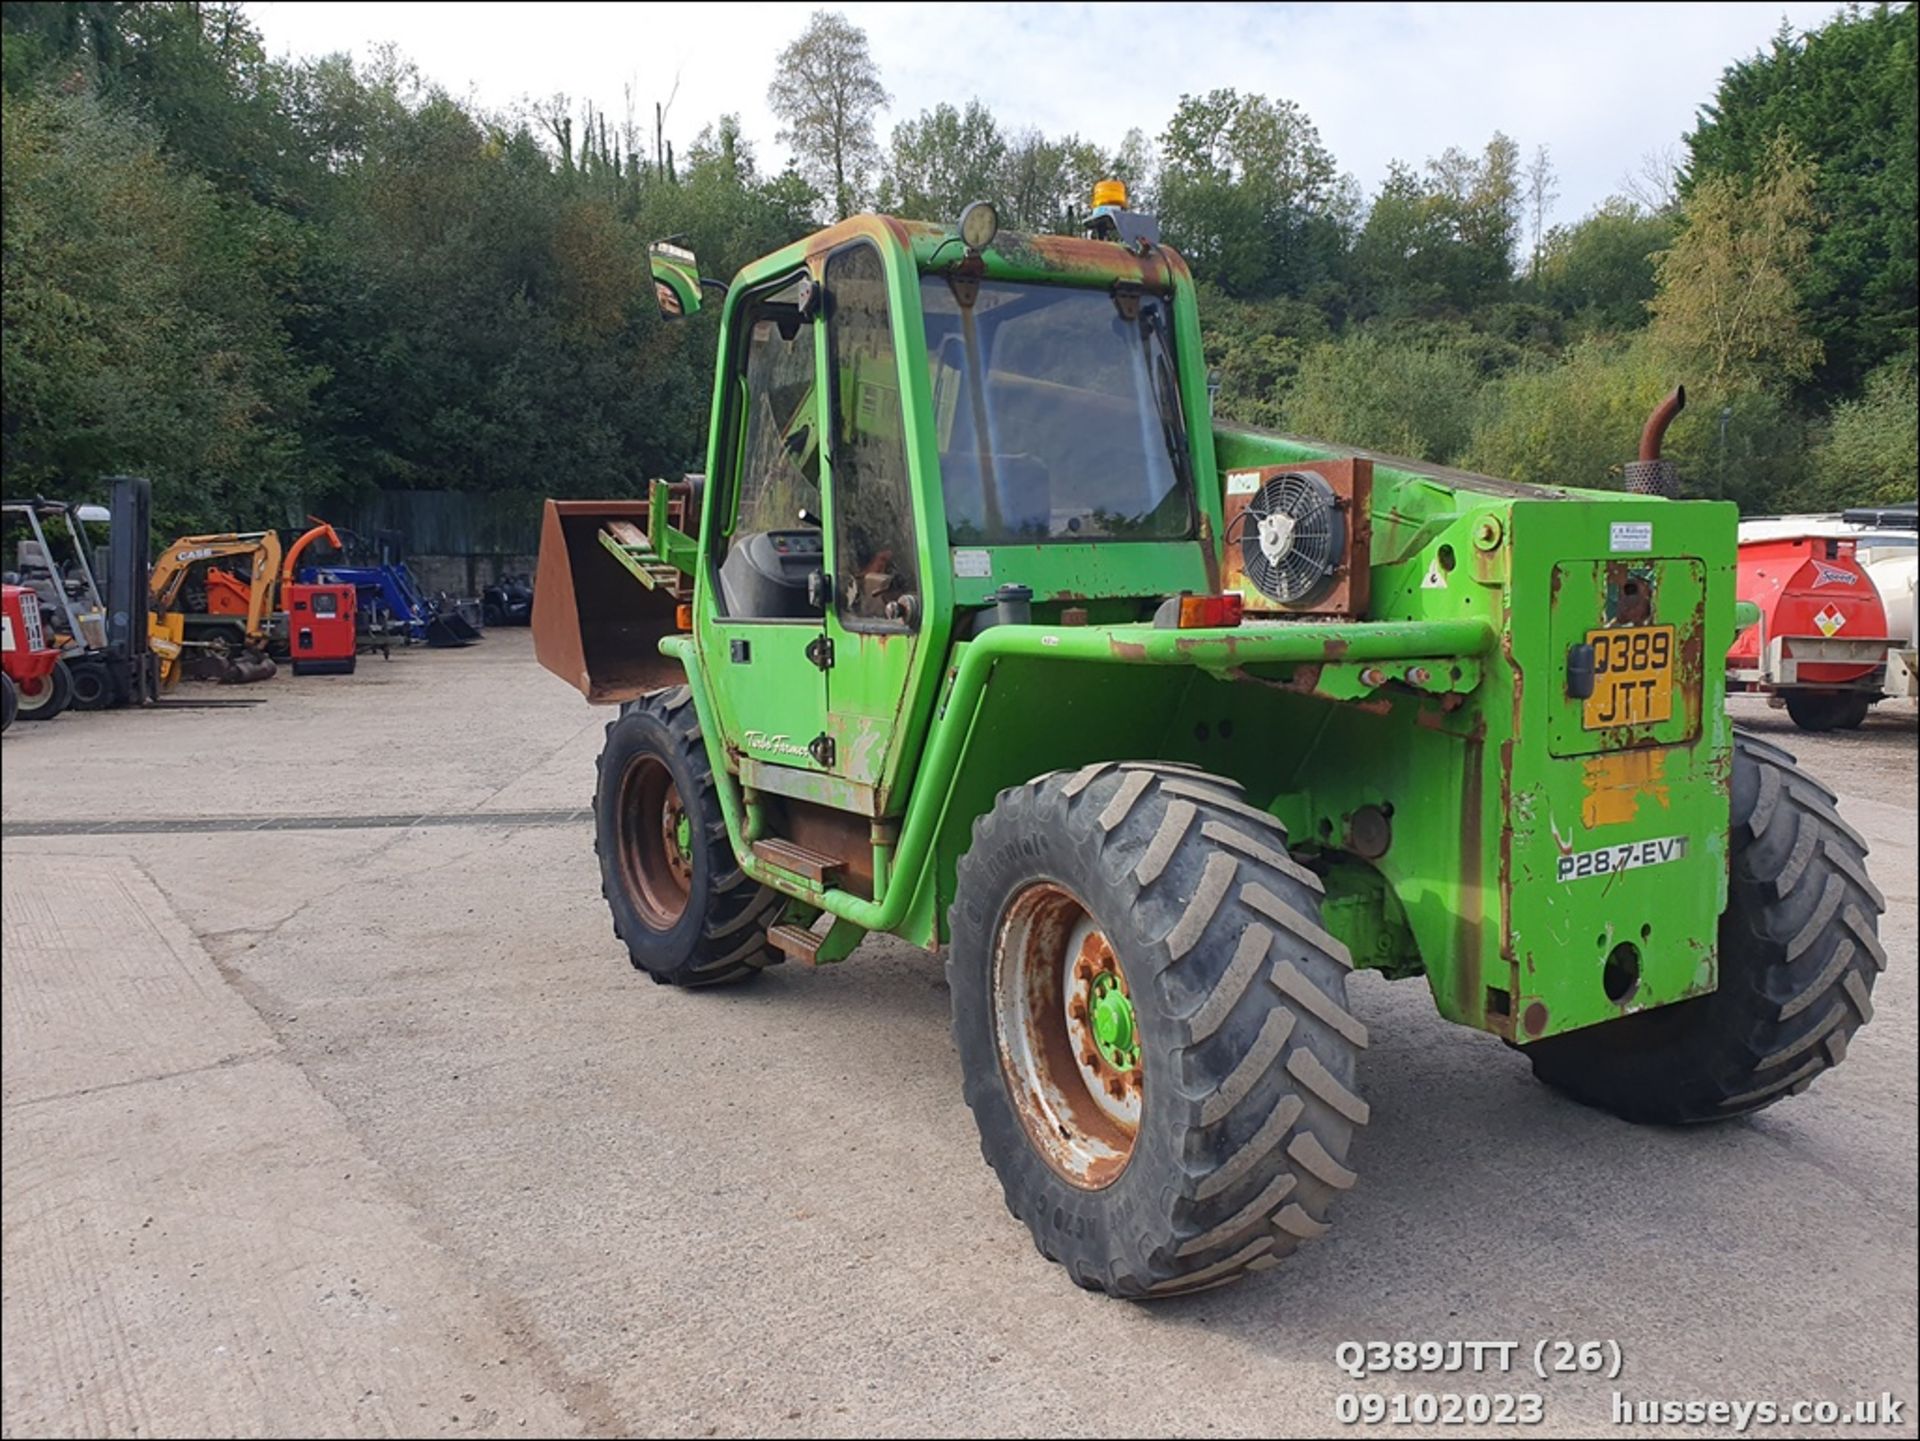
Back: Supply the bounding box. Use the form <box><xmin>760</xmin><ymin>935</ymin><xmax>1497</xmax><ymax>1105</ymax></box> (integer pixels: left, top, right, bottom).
<box><xmin>716</xmin><ymin>276</ymin><xmax>825</xmax><ymax>622</ymax></box>
<box><xmin>826</xmin><ymin>245</ymin><xmax>919</xmax><ymax>628</ymax></box>
<box><xmin>734</xmin><ymin>295</ymin><xmax>820</xmax><ymax>540</ymax></box>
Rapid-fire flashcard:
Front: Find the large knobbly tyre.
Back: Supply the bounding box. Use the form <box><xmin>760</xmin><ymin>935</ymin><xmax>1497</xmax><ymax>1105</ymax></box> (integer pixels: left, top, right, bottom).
<box><xmin>593</xmin><ymin>686</ymin><xmax>781</xmax><ymax>986</ymax></box>
<box><xmin>948</xmin><ymin>762</ymin><xmax>1368</xmax><ymax>1299</ymax></box>
<box><xmin>1528</xmin><ymin>728</ymin><xmax>1885</xmax><ymax>1122</ymax></box>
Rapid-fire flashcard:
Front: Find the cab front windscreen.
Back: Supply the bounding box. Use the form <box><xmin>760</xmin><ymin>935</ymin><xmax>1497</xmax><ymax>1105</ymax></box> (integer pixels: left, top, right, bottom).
<box><xmin>919</xmin><ymin>278</ymin><xmax>1194</xmax><ymax>545</ymax></box>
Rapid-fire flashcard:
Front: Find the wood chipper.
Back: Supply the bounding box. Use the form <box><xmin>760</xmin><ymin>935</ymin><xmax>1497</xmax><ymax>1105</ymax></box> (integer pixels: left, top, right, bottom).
<box><xmin>532</xmin><ymin>190</ymin><xmax>1886</xmax><ymax>1299</ymax></box>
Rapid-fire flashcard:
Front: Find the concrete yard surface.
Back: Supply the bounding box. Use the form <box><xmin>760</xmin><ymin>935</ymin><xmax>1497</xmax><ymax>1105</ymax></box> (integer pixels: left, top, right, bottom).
<box><xmin>2</xmin><ymin>632</ymin><xmax>1915</xmax><ymax>1438</ymax></box>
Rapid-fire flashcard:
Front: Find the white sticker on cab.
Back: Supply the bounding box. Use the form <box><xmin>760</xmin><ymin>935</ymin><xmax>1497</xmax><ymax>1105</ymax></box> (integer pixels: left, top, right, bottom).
<box><xmin>953</xmin><ymin>548</ymin><xmax>992</xmax><ymax>579</ymax></box>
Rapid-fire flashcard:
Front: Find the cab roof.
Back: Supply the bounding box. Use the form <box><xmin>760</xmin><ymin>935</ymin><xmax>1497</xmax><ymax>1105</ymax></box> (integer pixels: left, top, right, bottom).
<box><xmin>732</xmin><ymin>213</ymin><xmax>1193</xmax><ymax>295</ymax></box>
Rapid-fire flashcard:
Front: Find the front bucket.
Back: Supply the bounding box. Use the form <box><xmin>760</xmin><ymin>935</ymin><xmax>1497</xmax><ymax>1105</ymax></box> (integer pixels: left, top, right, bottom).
<box><xmin>425</xmin><ymin>610</ymin><xmax>481</xmax><ymax>647</ymax></box>
<box><xmin>189</xmin><ymin>646</ymin><xmax>276</xmax><ymax>684</ymax></box>
<box><xmin>532</xmin><ymin>499</ymin><xmax>685</xmax><ymax>702</ymax></box>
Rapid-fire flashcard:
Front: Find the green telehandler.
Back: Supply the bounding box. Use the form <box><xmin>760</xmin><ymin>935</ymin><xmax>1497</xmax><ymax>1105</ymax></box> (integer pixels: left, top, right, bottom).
<box><xmin>532</xmin><ymin>196</ymin><xmax>1886</xmax><ymax>1299</ymax></box>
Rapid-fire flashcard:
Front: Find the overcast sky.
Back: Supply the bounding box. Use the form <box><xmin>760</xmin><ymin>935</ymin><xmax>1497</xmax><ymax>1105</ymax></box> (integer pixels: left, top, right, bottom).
<box><xmin>247</xmin><ymin>1</ymin><xmax>1843</xmax><ymax>223</ymax></box>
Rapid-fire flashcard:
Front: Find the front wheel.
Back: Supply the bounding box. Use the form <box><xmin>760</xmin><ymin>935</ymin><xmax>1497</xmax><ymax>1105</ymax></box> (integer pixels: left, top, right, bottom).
<box><xmin>1527</xmin><ymin>729</ymin><xmax>1884</xmax><ymax>1122</ymax></box>
<box><xmin>14</xmin><ymin>658</ymin><xmax>73</xmax><ymax>721</ymax></box>
<box><xmin>593</xmin><ymin>686</ymin><xmax>781</xmax><ymax>986</ymax></box>
<box><xmin>2</xmin><ymin>673</ymin><xmax>16</xmax><ymax>731</ymax></box>
<box><xmin>949</xmin><ymin>763</ymin><xmax>1368</xmax><ymax>1299</ymax></box>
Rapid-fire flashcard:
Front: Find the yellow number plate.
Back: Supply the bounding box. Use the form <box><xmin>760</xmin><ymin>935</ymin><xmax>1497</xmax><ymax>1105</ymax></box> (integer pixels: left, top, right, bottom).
<box><xmin>1584</xmin><ymin>625</ymin><xmax>1676</xmax><ymax>730</ymax></box>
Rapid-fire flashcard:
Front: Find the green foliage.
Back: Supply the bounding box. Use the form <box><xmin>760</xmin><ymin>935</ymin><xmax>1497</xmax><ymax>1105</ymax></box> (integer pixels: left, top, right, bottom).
<box><xmin>1813</xmin><ymin>350</ymin><xmax>1920</xmax><ymax>505</ymax></box>
<box><xmin>1650</xmin><ymin>141</ymin><xmax>1823</xmax><ymax>391</ymax></box>
<box><xmin>1157</xmin><ymin>89</ymin><xmax>1349</xmax><ymax>300</ymax></box>
<box><xmin>1686</xmin><ymin>2</ymin><xmax>1919</xmax><ymax>398</ymax></box>
<box><xmin>1278</xmin><ymin>332</ymin><xmax>1486</xmax><ymax>464</ymax></box>
<box><xmin>875</xmin><ymin>100</ymin><xmax>1127</xmax><ymax>235</ymax></box>
<box><xmin>1537</xmin><ymin>201</ymin><xmax>1673</xmax><ymax>333</ymax></box>
<box><xmin>994</xmin><ymin>128</ymin><xmax>1108</xmax><ymax>235</ymax></box>
<box><xmin>1</xmin><ymin>83</ymin><xmax>322</xmax><ymax>533</ymax></box>
<box><xmin>1350</xmin><ymin>136</ymin><xmax>1522</xmax><ymax>318</ymax></box>
<box><xmin>1465</xmin><ymin>337</ymin><xmax>1808</xmax><ymax>511</ymax></box>
<box><xmin>877</xmin><ymin>100</ymin><xmax>1006</xmax><ymax>224</ymax></box>
<box><xmin>1199</xmin><ymin>286</ymin><xmax>1331</xmax><ymax>428</ymax></box>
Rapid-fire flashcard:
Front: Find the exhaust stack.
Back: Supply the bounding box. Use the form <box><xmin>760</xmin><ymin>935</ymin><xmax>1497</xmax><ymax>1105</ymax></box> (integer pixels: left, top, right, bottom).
<box><xmin>1623</xmin><ymin>386</ymin><xmax>1686</xmax><ymax>497</ymax></box>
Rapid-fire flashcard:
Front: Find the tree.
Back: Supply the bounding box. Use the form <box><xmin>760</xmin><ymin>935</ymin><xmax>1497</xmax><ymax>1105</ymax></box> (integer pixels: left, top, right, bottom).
<box><xmin>1649</xmin><ymin>140</ymin><xmax>1823</xmax><ymax>391</ymax></box>
<box><xmin>1813</xmin><ymin>349</ymin><xmax>1919</xmax><ymax>505</ymax></box>
<box><xmin>994</xmin><ymin>127</ymin><xmax>1107</xmax><ymax>234</ymax></box>
<box><xmin>1466</xmin><ymin>335</ymin><xmax>1806</xmax><ymax>511</ymax></box>
<box><xmin>878</xmin><ymin>99</ymin><xmax>1004</xmax><ymax>223</ymax></box>
<box><xmin>1685</xmin><ymin>3</ymin><xmax>1918</xmax><ymax>396</ymax></box>
<box><xmin>1</xmin><ymin>83</ymin><xmax>323</xmax><ymax>530</ymax></box>
<box><xmin>1350</xmin><ymin>135</ymin><xmax>1521</xmax><ymax>318</ymax></box>
<box><xmin>1523</xmin><ymin>144</ymin><xmax>1558</xmax><ymax>282</ymax></box>
<box><xmin>766</xmin><ymin>9</ymin><xmax>889</xmax><ymax>221</ymax></box>
<box><xmin>1281</xmin><ymin>332</ymin><xmax>1484</xmax><ymax>464</ymax></box>
<box><xmin>1157</xmin><ymin>89</ymin><xmax>1345</xmax><ymax>298</ymax></box>
<box><xmin>1537</xmin><ymin>200</ymin><xmax>1674</xmax><ymax>333</ymax></box>
<box><xmin>1426</xmin><ymin>132</ymin><xmax>1522</xmax><ymax>302</ymax></box>
<box><xmin>1619</xmin><ymin>145</ymin><xmax>1681</xmax><ymax>216</ymax></box>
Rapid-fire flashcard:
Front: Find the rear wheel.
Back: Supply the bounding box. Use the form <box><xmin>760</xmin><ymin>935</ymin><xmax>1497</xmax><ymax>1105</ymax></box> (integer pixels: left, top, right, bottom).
<box><xmin>594</xmin><ymin>686</ymin><xmax>781</xmax><ymax>986</ymax></box>
<box><xmin>2</xmin><ymin>673</ymin><xmax>16</xmax><ymax>731</ymax></box>
<box><xmin>14</xmin><ymin>659</ymin><xmax>73</xmax><ymax>721</ymax></box>
<box><xmin>1527</xmin><ymin>729</ymin><xmax>1884</xmax><ymax>1122</ymax></box>
<box><xmin>1784</xmin><ymin>688</ymin><xmax>1871</xmax><ymax>732</ymax></box>
<box><xmin>949</xmin><ymin>763</ymin><xmax>1367</xmax><ymax>1299</ymax></box>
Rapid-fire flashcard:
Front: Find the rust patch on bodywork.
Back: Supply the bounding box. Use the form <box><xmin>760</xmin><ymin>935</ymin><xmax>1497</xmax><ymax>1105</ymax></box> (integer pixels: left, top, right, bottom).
<box><xmin>1283</xmin><ymin>663</ymin><xmax>1323</xmax><ymax>693</ymax></box>
<box><xmin>1581</xmin><ymin>748</ymin><xmax>1669</xmax><ymax>829</ymax></box>
<box><xmin>1521</xmin><ymin>1000</ymin><xmax>1550</xmax><ymax>1038</ymax></box>
<box><xmin>1109</xmin><ymin>637</ymin><xmax>1148</xmax><ymax>662</ymax></box>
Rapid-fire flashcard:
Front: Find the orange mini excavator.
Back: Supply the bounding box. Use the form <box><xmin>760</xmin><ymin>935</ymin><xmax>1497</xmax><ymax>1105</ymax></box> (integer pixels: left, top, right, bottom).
<box><xmin>148</xmin><ymin>519</ymin><xmax>348</xmax><ymax>682</ymax></box>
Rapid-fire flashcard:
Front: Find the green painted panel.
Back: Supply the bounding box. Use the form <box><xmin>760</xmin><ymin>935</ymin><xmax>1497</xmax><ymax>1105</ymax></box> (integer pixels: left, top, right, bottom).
<box><xmin>704</xmin><ymin>618</ymin><xmax>829</xmax><ymax>770</ymax></box>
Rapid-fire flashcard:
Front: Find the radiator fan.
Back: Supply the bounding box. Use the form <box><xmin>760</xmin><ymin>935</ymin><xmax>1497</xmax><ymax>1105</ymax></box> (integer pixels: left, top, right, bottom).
<box><xmin>1230</xmin><ymin>471</ymin><xmax>1346</xmax><ymax>607</ymax></box>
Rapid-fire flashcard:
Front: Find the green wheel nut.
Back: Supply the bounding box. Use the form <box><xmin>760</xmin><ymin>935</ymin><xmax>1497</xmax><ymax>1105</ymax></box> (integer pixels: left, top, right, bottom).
<box><xmin>1089</xmin><ymin>972</ymin><xmax>1138</xmax><ymax>1070</ymax></box>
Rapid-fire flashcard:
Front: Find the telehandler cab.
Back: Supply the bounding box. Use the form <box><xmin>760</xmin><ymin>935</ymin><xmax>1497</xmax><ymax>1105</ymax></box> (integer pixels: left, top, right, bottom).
<box><xmin>535</xmin><ymin>190</ymin><xmax>1886</xmax><ymax>1299</ymax></box>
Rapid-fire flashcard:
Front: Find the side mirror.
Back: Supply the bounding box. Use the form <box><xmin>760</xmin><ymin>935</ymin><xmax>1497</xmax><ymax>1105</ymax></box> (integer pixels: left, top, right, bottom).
<box><xmin>649</xmin><ymin>242</ymin><xmax>706</xmax><ymax>319</ymax></box>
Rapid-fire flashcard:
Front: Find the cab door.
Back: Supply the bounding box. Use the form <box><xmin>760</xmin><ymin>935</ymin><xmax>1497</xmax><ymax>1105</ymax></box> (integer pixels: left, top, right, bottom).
<box><xmin>701</xmin><ymin>269</ymin><xmax>834</xmax><ymax>780</ymax></box>
<box><xmin>818</xmin><ymin>241</ymin><xmax>925</xmax><ymax>811</ymax></box>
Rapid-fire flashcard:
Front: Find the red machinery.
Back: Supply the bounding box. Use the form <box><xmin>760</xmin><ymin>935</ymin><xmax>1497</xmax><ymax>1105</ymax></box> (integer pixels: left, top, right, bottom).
<box><xmin>1728</xmin><ymin>533</ymin><xmax>1892</xmax><ymax>731</ymax></box>
<box><xmin>2</xmin><ymin>582</ymin><xmax>72</xmax><ymax>727</ymax></box>
<box><xmin>281</xmin><ymin>522</ymin><xmax>357</xmax><ymax>676</ymax></box>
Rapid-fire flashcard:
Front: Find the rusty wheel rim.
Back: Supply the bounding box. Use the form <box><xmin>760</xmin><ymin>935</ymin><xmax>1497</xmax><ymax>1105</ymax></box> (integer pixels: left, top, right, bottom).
<box><xmin>618</xmin><ymin>755</ymin><xmax>692</xmax><ymax>930</ymax></box>
<box><xmin>992</xmin><ymin>883</ymin><xmax>1141</xmax><ymax>1190</ymax></box>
